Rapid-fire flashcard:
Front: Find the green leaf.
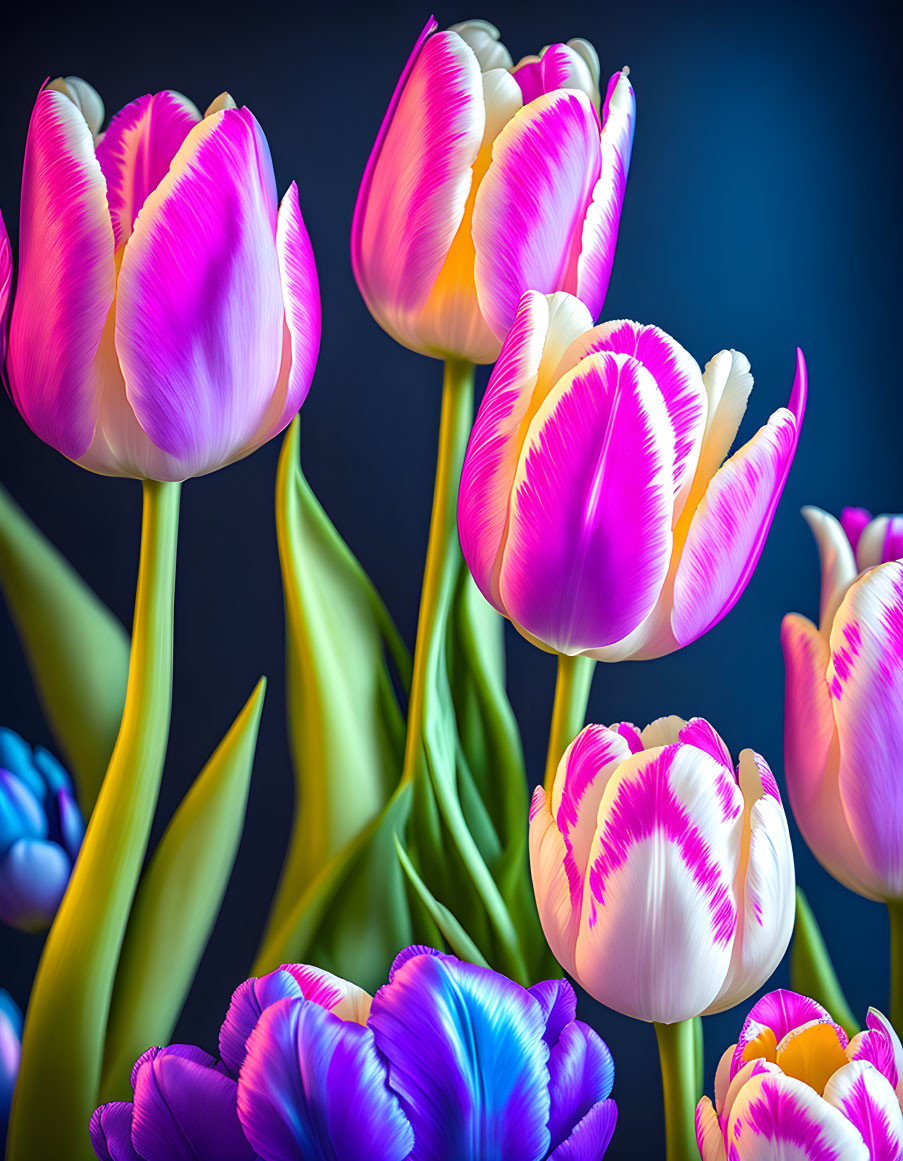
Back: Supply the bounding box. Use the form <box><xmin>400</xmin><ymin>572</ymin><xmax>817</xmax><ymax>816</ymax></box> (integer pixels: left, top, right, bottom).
<box><xmin>0</xmin><ymin>483</ymin><xmax>129</xmax><ymax>811</ymax></box>
<box><xmin>791</xmin><ymin>887</ymin><xmax>858</xmax><ymax>1037</ymax></box>
<box><xmin>99</xmin><ymin>678</ymin><xmax>267</xmax><ymax>1100</ymax></box>
<box><xmin>259</xmin><ymin>419</ymin><xmax>410</xmax><ymax>951</ymax></box>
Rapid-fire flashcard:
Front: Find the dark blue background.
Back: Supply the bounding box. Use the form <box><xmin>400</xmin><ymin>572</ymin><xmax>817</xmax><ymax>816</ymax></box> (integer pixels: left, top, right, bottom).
<box><xmin>1</xmin><ymin>0</ymin><xmax>898</xmax><ymax>1155</ymax></box>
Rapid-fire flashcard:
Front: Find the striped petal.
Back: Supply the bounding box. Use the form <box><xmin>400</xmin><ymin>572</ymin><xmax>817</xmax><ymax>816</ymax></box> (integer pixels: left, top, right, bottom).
<box><xmin>828</xmin><ymin>562</ymin><xmax>903</xmax><ymax>897</ymax></box>
<box><xmin>114</xmin><ymin>107</ymin><xmax>283</xmax><ymax>479</ymax></box>
<box><xmin>823</xmin><ymin>1061</ymin><xmax>903</xmax><ymax>1160</ymax></box>
<box><xmin>574</xmin><ymin>71</ymin><xmax>635</xmax><ymax>324</ymax></box>
<box><xmin>474</xmin><ymin>89</ymin><xmax>602</xmax><ymax>340</ymax></box>
<box><xmin>575</xmin><ymin>742</ymin><xmax>743</xmax><ymax>1023</ymax></box>
<box><xmin>281</xmin><ymin>964</ymin><xmax>372</xmax><ymax>1024</ymax></box>
<box><xmin>725</xmin><ymin>1070</ymin><xmax>869</xmax><ymax>1159</ymax></box>
<box><xmin>7</xmin><ymin>86</ymin><xmax>115</xmax><ymax>460</ymax></box>
<box><xmin>671</xmin><ymin>351</ymin><xmax>807</xmax><ymax>647</ymax></box>
<box><xmin>95</xmin><ymin>91</ymin><xmax>200</xmax><ymax>248</ymax></box>
<box><xmin>547</xmin><ymin>1099</ymin><xmax>617</xmax><ymax>1160</ymax></box>
<box><xmin>368</xmin><ymin>953</ymin><xmax>551</xmax><ymax>1161</ymax></box>
<box><xmin>696</xmin><ymin>1096</ymin><xmax>728</xmax><ymax>1161</ymax></box>
<box><xmin>498</xmin><ymin>351</ymin><xmax>675</xmax><ymax>655</ymax></box>
<box><xmin>705</xmin><ymin>751</ymin><xmax>795</xmax><ymax>1015</ymax></box>
<box><xmin>89</xmin><ymin>1103</ymin><xmax>141</xmax><ymax>1161</ymax></box>
<box><xmin>351</xmin><ymin>25</ymin><xmax>485</xmax><ymax>354</ymax></box>
<box><xmin>237</xmin><ymin>998</ymin><xmax>413</xmax><ymax>1161</ymax></box>
<box><xmin>731</xmin><ymin>990</ymin><xmax>842</xmax><ymax>1077</ymax></box>
<box><xmin>848</xmin><ymin>1010</ymin><xmax>903</xmax><ymax>1099</ymax></box>
<box><xmin>511</xmin><ymin>42</ymin><xmax>601</xmax><ymax>108</ymax></box>
<box><xmin>0</xmin><ymin>210</ymin><xmax>10</xmax><ymax>369</ymax></box>
<box><xmin>47</xmin><ymin>76</ymin><xmax>105</xmax><ymax>137</ymax></box>
<box><xmin>802</xmin><ymin>506</ymin><xmax>859</xmax><ymax>632</ymax></box>
<box><xmin>458</xmin><ymin>290</ymin><xmax>592</xmax><ymax>610</ymax></box>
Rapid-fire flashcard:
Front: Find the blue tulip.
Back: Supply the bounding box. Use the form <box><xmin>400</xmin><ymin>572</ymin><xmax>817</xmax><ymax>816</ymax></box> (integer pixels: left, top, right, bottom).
<box><xmin>0</xmin><ymin>727</ymin><xmax>84</xmax><ymax>931</ymax></box>
<box><xmin>1</xmin><ymin>989</ymin><xmax>23</xmax><ymax>1149</ymax></box>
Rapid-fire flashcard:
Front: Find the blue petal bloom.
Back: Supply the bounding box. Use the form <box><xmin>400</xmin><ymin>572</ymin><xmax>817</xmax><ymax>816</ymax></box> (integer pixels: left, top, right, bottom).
<box><xmin>1</xmin><ymin>990</ymin><xmax>23</xmax><ymax>1151</ymax></box>
<box><xmin>0</xmin><ymin>727</ymin><xmax>84</xmax><ymax>931</ymax></box>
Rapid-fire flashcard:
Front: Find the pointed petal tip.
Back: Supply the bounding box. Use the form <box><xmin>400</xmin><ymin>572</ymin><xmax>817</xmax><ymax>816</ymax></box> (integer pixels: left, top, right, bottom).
<box><xmin>790</xmin><ymin>348</ymin><xmax>807</xmax><ymax>422</ymax></box>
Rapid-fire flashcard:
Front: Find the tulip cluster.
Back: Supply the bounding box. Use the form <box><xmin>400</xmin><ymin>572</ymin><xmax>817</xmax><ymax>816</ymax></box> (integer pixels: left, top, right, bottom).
<box><xmin>91</xmin><ymin>947</ymin><xmax>617</xmax><ymax>1161</ymax></box>
<box><xmin>697</xmin><ymin>990</ymin><xmax>903</xmax><ymax>1159</ymax></box>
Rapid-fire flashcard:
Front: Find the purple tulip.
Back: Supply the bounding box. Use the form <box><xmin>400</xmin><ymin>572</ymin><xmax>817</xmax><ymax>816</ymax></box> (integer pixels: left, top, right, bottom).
<box><xmin>92</xmin><ymin>949</ymin><xmax>617</xmax><ymax>1160</ymax></box>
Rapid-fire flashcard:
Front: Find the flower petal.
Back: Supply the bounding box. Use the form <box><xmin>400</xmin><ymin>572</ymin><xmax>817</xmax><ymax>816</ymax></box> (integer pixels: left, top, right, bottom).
<box><xmin>499</xmin><ymin>351</ymin><xmax>676</xmax><ymax>654</ymax></box>
<box><xmin>529</xmin><ymin>978</ymin><xmax>577</xmax><ymax>1046</ymax></box>
<box><xmin>547</xmin><ymin>1099</ymin><xmax>617</xmax><ymax>1161</ymax></box>
<box><xmin>89</xmin><ymin>1103</ymin><xmax>141</xmax><ymax>1161</ymax></box>
<box><xmin>7</xmin><ymin>86</ymin><xmax>115</xmax><ymax>459</ymax></box>
<box><xmin>686</xmin><ymin>350</ymin><xmax>754</xmax><ymax>516</ymax></box>
<box><xmin>281</xmin><ymin>963</ymin><xmax>372</xmax><ymax>1024</ymax></box>
<box><xmin>219</xmin><ymin>968</ymin><xmax>305</xmax><ymax>1076</ymax></box>
<box><xmin>351</xmin><ymin>26</ymin><xmax>485</xmax><ymax>353</ymax></box>
<box><xmin>531</xmin><ymin>786</ymin><xmax>582</xmax><ymax>976</ymax></box>
<box><xmin>802</xmin><ymin>506</ymin><xmax>858</xmax><ymax>632</ymax></box>
<box><xmin>474</xmin><ymin>88</ymin><xmax>602</xmax><ymax>340</ymax></box>
<box><xmin>237</xmin><ymin>997</ymin><xmax>413</xmax><ymax>1161</ymax></box>
<box><xmin>114</xmin><ymin>106</ymin><xmax>283</xmax><ymax>478</ymax></box>
<box><xmin>547</xmin><ymin>1021</ymin><xmax>615</xmax><ymax>1149</ymax></box>
<box><xmin>823</xmin><ymin>1061</ymin><xmax>903</xmax><ymax>1159</ymax></box>
<box><xmin>731</xmin><ymin>990</ymin><xmax>843</xmax><ymax>1077</ymax></box>
<box><xmin>0</xmin><ymin>210</ymin><xmax>11</xmax><ymax>368</ymax></box>
<box><xmin>95</xmin><ymin>91</ymin><xmax>200</xmax><ymax>248</ymax></box>
<box><xmin>511</xmin><ymin>43</ymin><xmax>601</xmax><ymax>108</ymax></box>
<box><xmin>368</xmin><ymin>953</ymin><xmax>550</xmax><ymax>1161</ymax></box>
<box><xmin>848</xmin><ymin>1010</ymin><xmax>903</xmax><ymax>1100</ymax></box>
<box><xmin>857</xmin><ymin>514</ymin><xmax>903</xmax><ymax>569</ymax></box>
<box><xmin>47</xmin><ymin>76</ymin><xmax>105</xmax><ymax>137</ymax></box>
<box><xmin>696</xmin><ymin>1096</ymin><xmax>728</xmax><ymax>1161</ymax></box>
<box><xmin>576</xmin><ymin>742</ymin><xmax>743</xmax><ymax>1023</ymax></box>
<box><xmin>0</xmin><ymin>838</ymin><xmax>71</xmax><ymax>931</ymax></box>
<box><xmin>448</xmin><ymin>20</ymin><xmax>513</xmax><ymax>71</ymax></box>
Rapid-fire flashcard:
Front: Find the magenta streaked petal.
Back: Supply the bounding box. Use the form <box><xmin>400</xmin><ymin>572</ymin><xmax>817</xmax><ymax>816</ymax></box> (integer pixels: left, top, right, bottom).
<box><xmin>511</xmin><ymin>42</ymin><xmax>600</xmax><ymax>108</ymax></box>
<box><xmin>576</xmin><ymin>742</ymin><xmax>743</xmax><ymax>1023</ymax></box>
<box><xmin>530</xmin><ymin>786</ymin><xmax>581</xmax><ymax>975</ymax></box>
<box><xmin>841</xmin><ymin>506</ymin><xmax>872</xmax><ymax>557</ymax></box>
<box><xmin>0</xmin><ymin>210</ymin><xmax>11</xmax><ymax>368</ymax></box>
<box><xmin>351</xmin><ymin>27</ymin><xmax>484</xmax><ymax>352</ymax></box>
<box><xmin>280</xmin><ymin>963</ymin><xmax>372</xmax><ymax>1024</ymax></box>
<box><xmin>828</xmin><ymin>562</ymin><xmax>903</xmax><ymax>897</ymax></box>
<box><xmin>671</xmin><ymin>354</ymin><xmax>806</xmax><ymax>647</ymax></box>
<box><xmin>857</xmin><ymin>514</ymin><xmax>903</xmax><ymax>569</ymax></box>
<box><xmin>95</xmin><ymin>90</ymin><xmax>200</xmax><ymax>248</ymax></box>
<box><xmin>47</xmin><ymin>76</ymin><xmax>105</xmax><ymax>137</ymax></box>
<box><xmin>848</xmin><ymin>1010</ymin><xmax>903</xmax><ymax>1101</ymax></box>
<box><xmin>499</xmin><ymin>352</ymin><xmax>675</xmax><ymax>655</ymax></box>
<box><xmin>574</xmin><ymin>71</ymin><xmax>635</xmax><ymax>325</ymax></box>
<box><xmin>7</xmin><ymin>86</ymin><xmax>115</xmax><ymax>460</ymax></box>
<box><xmin>547</xmin><ymin>1098</ymin><xmax>617</xmax><ymax>1160</ymax></box>
<box><xmin>802</xmin><ymin>506</ymin><xmax>859</xmax><ymax>632</ymax></box>
<box><xmin>89</xmin><ymin>1103</ymin><xmax>141</xmax><ymax>1161</ymax></box>
<box><xmin>611</xmin><ymin>721</ymin><xmax>645</xmax><ymax>753</ymax></box>
<box><xmin>731</xmin><ymin>990</ymin><xmax>842</xmax><ymax>1077</ymax></box>
<box><xmin>474</xmin><ymin>88</ymin><xmax>602</xmax><ymax>340</ymax></box>
<box><xmin>677</xmin><ymin>717</ymin><xmax>733</xmax><ymax>770</ymax></box>
<box><xmin>823</xmin><ymin>1061</ymin><xmax>903</xmax><ymax>1160</ymax></box>
<box><xmin>115</xmin><ymin>106</ymin><xmax>283</xmax><ymax>477</ymax></box>
<box><xmin>696</xmin><ymin>1096</ymin><xmax>728</xmax><ymax>1161</ymax></box>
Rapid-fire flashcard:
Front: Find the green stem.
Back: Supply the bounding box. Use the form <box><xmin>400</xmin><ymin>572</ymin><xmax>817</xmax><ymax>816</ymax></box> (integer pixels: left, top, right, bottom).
<box><xmin>543</xmin><ymin>653</ymin><xmax>595</xmax><ymax>794</ymax></box>
<box><xmin>654</xmin><ymin>1019</ymin><xmax>700</xmax><ymax>1161</ymax></box>
<box><xmin>400</xmin><ymin>358</ymin><xmax>475</xmax><ymax>787</ymax></box>
<box><xmin>7</xmin><ymin>480</ymin><xmax>180</xmax><ymax>1161</ymax></box>
<box><xmin>890</xmin><ymin>900</ymin><xmax>903</xmax><ymax>1033</ymax></box>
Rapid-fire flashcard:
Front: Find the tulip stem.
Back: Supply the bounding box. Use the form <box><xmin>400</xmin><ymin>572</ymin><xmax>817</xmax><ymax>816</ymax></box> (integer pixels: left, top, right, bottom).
<box><xmin>7</xmin><ymin>479</ymin><xmax>180</xmax><ymax>1161</ymax></box>
<box><xmin>654</xmin><ymin>1019</ymin><xmax>700</xmax><ymax>1161</ymax></box>
<box><xmin>544</xmin><ymin>653</ymin><xmax>595</xmax><ymax>794</ymax></box>
<box><xmin>400</xmin><ymin>358</ymin><xmax>475</xmax><ymax>788</ymax></box>
<box><xmin>889</xmin><ymin>901</ymin><xmax>903</xmax><ymax>1032</ymax></box>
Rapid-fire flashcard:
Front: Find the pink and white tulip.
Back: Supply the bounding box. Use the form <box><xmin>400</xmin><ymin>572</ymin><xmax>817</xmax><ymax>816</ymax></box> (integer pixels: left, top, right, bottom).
<box><xmin>696</xmin><ymin>989</ymin><xmax>903</xmax><ymax>1160</ymax></box>
<box><xmin>458</xmin><ymin>290</ymin><xmax>807</xmax><ymax>659</ymax></box>
<box><xmin>530</xmin><ymin>716</ymin><xmax>795</xmax><ymax>1024</ymax></box>
<box><xmin>782</xmin><ymin>506</ymin><xmax>903</xmax><ymax>901</ymax></box>
<box><xmin>6</xmin><ymin>78</ymin><xmax>320</xmax><ymax>481</ymax></box>
<box><xmin>352</xmin><ymin>19</ymin><xmax>635</xmax><ymax>362</ymax></box>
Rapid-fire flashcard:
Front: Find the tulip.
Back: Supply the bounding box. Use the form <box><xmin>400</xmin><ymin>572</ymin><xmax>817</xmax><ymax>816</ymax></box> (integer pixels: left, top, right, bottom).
<box><xmin>92</xmin><ymin>949</ymin><xmax>618</xmax><ymax>1161</ymax></box>
<box><xmin>352</xmin><ymin>18</ymin><xmax>635</xmax><ymax>362</ymax></box>
<box><xmin>696</xmin><ymin>989</ymin><xmax>903</xmax><ymax>1160</ymax></box>
<box><xmin>1</xmin><ymin>990</ymin><xmax>23</xmax><ymax>1151</ymax></box>
<box><xmin>6</xmin><ymin>77</ymin><xmax>320</xmax><ymax>482</ymax></box>
<box><xmin>0</xmin><ymin>727</ymin><xmax>84</xmax><ymax>932</ymax></box>
<box><xmin>782</xmin><ymin>505</ymin><xmax>903</xmax><ymax>1029</ymax></box>
<box><xmin>0</xmin><ymin>209</ymin><xmax>10</xmax><ymax>368</ymax></box>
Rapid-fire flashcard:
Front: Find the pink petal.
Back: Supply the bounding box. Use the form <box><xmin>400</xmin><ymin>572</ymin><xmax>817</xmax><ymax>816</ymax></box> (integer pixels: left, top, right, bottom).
<box><xmin>351</xmin><ymin>25</ymin><xmax>485</xmax><ymax>353</ymax></box>
<box><xmin>95</xmin><ymin>90</ymin><xmax>200</xmax><ymax>248</ymax></box>
<box><xmin>114</xmin><ymin>107</ymin><xmax>284</xmax><ymax>479</ymax></box>
<box><xmin>574</xmin><ymin>71</ymin><xmax>636</xmax><ymax>324</ymax></box>
<box><xmin>678</xmin><ymin>717</ymin><xmax>733</xmax><ymax>771</ymax></box>
<box><xmin>498</xmin><ymin>352</ymin><xmax>676</xmax><ymax>655</ymax></box>
<box><xmin>823</xmin><ymin>1061</ymin><xmax>903</xmax><ymax>1160</ymax></box>
<box><xmin>802</xmin><ymin>506</ymin><xmax>859</xmax><ymax>632</ymax></box>
<box><xmin>511</xmin><ymin>43</ymin><xmax>601</xmax><ymax>108</ymax></box>
<box><xmin>671</xmin><ymin>349</ymin><xmax>807</xmax><ymax>647</ymax></box>
<box><xmin>731</xmin><ymin>989</ymin><xmax>843</xmax><ymax>1077</ymax></box>
<box><xmin>575</xmin><ymin>742</ymin><xmax>743</xmax><ymax>1023</ymax></box>
<box><xmin>0</xmin><ymin>209</ymin><xmax>11</xmax><ymax>367</ymax></box>
<box><xmin>474</xmin><ymin>89</ymin><xmax>602</xmax><ymax>341</ymax></box>
<box><xmin>847</xmin><ymin>1010</ymin><xmax>903</xmax><ymax>1101</ymax></box>
<box><xmin>280</xmin><ymin>963</ymin><xmax>372</xmax><ymax>1024</ymax></box>
<box><xmin>457</xmin><ymin>290</ymin><xmax>592</xmax><ymax>610</ymax></box>
<box><xmin>529</xmin><ymin>786</ymin><xmax>580</xmax><ymax>975</ymax></box>
<box><xmin>696</xmin><ymin>1097</ymin><xmax>728</xmax><ymax>1161</ymax></box>
<box><xmin>841</xmin><ymin>506</ymin><xmax>872</xmax><ymax>557</ymax></box>
<box><xmin>7</xmin><ymin>86</ymin><xmax>115</xmax><ymax>460</ymax></box>
<box><xmin>828</xmin><ymin>562</ymin><xmax>903</xmax><ymax>897</ymax></box>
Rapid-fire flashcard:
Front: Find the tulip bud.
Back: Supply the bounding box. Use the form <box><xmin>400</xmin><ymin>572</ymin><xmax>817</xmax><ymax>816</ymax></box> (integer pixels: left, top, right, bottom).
<box><xmin>7</xmin><ymin>79</ymin><xmax>320</xmax><ymax>482</ymax></box>
<box><xmin>352</xmin><ymin>19</ymin><xmax>635</xmax><ymax>362</ymax></box>
<box><xmin>782</xmin><ymin>505</ymin><xmax>903</xmax><ymax>901</ymax></box>
<box><xmin>696</xmin><ymin>990</ymin><xmax>903</xmax><ymax>1159</ymax></box>
<box><xmin>530</xmin><ymin>717</ymin><xmax>795</xmax><ymax>1023</ymax></box>
<box><xmin>0</xmin><ymin>728</ymin><xmax>84</xmax><ymax>931</ymax></box>
<box><xmin>458</xmin><ymin>290</ymin><xmax>807</xmax><ymax>660</ymax></box>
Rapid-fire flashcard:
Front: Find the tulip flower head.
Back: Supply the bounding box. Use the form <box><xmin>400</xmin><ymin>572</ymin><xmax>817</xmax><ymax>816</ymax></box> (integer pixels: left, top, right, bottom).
<box><xmin>782</xmin><ymin>505</ymin><xmax>903</xmax><ymax>901</ymax></box>
<box><xmin>7</xmin><ymin>77</ymin><xmax>320</xmax><ymax>481</ymax></box>
<box><xmin>1</xmin><ymin>990</ymin><xmax>23</xmax><ymax>1150</ymax></box>
<box><xmin>352</xmin><ymin>19</ymin><xmax>635</xmax><ymax>362</ymax></box>
<box><xmin>458</xmin><ymin>291</ymin><xmax>807</xmax><ymax>660</ymax></box>
<box><xmin>530</xmin><ymin>716</ymin><xmax>795</xmax><ymax>1024</ymax></box>
<box><xmin>0</xmin><ymin>727</ymin><xmax>83</xmax><ymax>932</ymax></box>
<box><xmin>92</xmin><ymin>948</ymin><xmax>617</xmax><ymax>1161</ymax></box>
<box><xmin>696</xmin><ymin>989</ymin><xmax>903</xmax><ymax>1160</ymax></box>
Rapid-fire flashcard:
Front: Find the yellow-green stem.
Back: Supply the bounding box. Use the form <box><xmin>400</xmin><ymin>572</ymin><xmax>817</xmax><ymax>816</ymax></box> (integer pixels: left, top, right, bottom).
<box><xmin>654</xmin><ymin>1019</ymin><xmax>701</xmax><ymax>1161</ymax></box>
<box><xmin>7</xmin><ymin>480</ymin><xmax>180</xmax><ymax>1161</ymax></box>
<box><xmin>400</xmin><ymin>358</ymin><xmax>475</xmax><ymax>787</ymax></box>
<box><xmin>890</xmin><ymin>901</ymin><xmax>903</xmax><ymax>1033</ymax></box>
<box><xmin>543</xmin><ymin>653</ymin><xmax>595</xmax><ymax>794</ymax></box>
